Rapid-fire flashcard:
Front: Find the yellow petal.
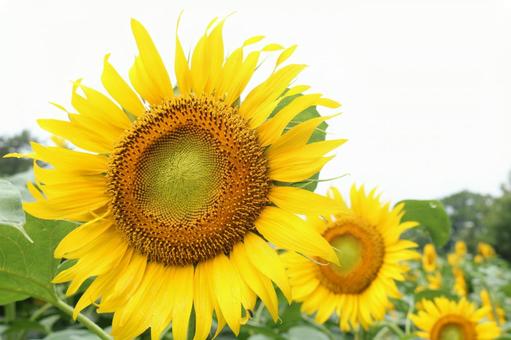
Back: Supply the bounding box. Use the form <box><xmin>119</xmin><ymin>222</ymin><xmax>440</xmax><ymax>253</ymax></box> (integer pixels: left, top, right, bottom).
<box><xmin>269</xmin><ymin>186</ymin><xmax>342</xmax><ymax>216</ymax></box>
<box><xmin>175</xmin><ymin>16</ymin><xmax>192</xmax><ymax>96</ymax></box>
<box><xmin>101</xmin><ymin>54</ymin><xmax>146</xmax><ymax>116</ymax></box>
<box><xmin>276</xmin><ymin>45</ymin><xmax>297</xmax><ymax>67</ymax></box>
<box><xmin>172</xmin><ymin>266</ymin><xmax>195</xmax><ymax>340</ymax></box>
<box><xmin>209</xmin><ymin>254</ymin><xmax>242</xmax><ymax>334</ymax></box>
<box><xmin>255</xmin><ymin>207</ymin><xmax>339</xmax><ymax>265</ymax></box>
<box><xmin>267</xmin><ymin>114</ymin><xmax>335</xmax><ymax>156</ymax></box>
<box><xmin>130</xmin><ymin>19</ymin><xmax>173</xmax><ymax>101</ymax></box>
<box><xmin>269</xmin><ymin>155</ymin><xmax>334</xmax><ymax>183</ymax></box>
<box><xmin>231</xmin><ymin>243</ymin><xmax>279</xmax><ymax>321</ymax></box>
<box><xmin>243</xmin><ymin>233</ymin><xmax>291</xmax><ymax>302</ymax></box>
<box><xmin>193</xmin><ymin>262</ymin><xmax>214</xmax><ymax>340</ymax></box>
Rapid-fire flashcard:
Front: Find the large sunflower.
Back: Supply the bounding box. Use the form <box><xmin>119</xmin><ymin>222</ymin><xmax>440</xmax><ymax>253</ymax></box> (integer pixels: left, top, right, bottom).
<box><xmin>282</xmin><ymin>185</ymin><xmax>419</xmax><ymax>331</ymax></box>
<box><xmin>411</xmin><ymin>297</ymin><xmax>501</xmax><ymax>339</ymax></box>
<box><xmin>11</xmin><ymin>18</ymin><xmax>346</xmax><ymax>339</ymax></box>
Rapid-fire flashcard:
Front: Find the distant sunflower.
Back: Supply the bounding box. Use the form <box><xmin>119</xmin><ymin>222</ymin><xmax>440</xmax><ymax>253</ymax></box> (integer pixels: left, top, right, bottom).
<box><xmin>477</xmin><ymin>242</ymin><xmax>496</xmax><ymax>259</ymax></box>
<box><xmin>455</xmin><ymin>240</ymin><xmax>467</xmax><ymax>258</ymax></box>
<box><xmin>422</xmin><ymin>243</ymin><xmax>437</xmax><ymax>272</ymax></box>
<box><xmin>9</xmin><ymin>18</ymin><xmax>345</xmax><ymax>339</ymax></box>
<box><xmin>411</xmin><ymin>297</ymin><xmax>501</xmax><ymax>339</ymax></box>
<box><xmin>282</xmin><ymin>185</ymin><xmax>419</xmax><ymax>331</ymax></box>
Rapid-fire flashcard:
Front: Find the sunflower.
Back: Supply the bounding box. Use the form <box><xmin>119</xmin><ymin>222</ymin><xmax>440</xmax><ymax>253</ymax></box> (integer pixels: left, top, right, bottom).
<box><xmin>455</xmin><ymin>240</ymin><xmax>467</xmax><ymax>258</ymax></box>
<box><xmin>477</xmin><ymin>242</ymin><xmax>496</xmax><ymax>259</ymax></box>
<box><xmin>8</xmin><ymin>18</ymin><xmax>346</xmax><ymax>339</ymax></box>
<box><xmin>282</xmin><ymin>185</ymin><xmax>419</xmax><ymax>331</ymax></box>
<box><xmin>411</xmin><ymin>297</ymin><xmax>501</xmax><ymax>339</ymax></box>
<box><xmin>422</xmin><ymin>243</ymin><xmax>438</xmax><ymax>273</ymax></box>
<box><xmin>427</xmin><ymin>271</ymin><xmax>442</xmax><ymax>290</ymax></box>
<box><xmin>452</xmin><ymin>268</ymin><xmax>467</xmax><ymax>297</ymax></box>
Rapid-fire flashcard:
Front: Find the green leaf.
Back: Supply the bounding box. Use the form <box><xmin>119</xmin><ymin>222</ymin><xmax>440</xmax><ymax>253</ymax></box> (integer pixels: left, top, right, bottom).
<box><xmin>501</xmin><ymin>283</ymin><xmax>511</xmax><ymax>297</ymax></box>
<box><xmin>414</xmin><ymin>289</ymin><xmax>457</xmax><ymax>303</ymax></box>
<box><xmin>0</xmin><ymin>179</ymin><xmax>30</xmax><ymax>241</ymax></box>
<box><xmin>3</xmin><ymin>319</ymin><xmax>47</xmax><ymax>335</ymax></box>
<box><xmin>0</xmin><ymin>291</ymin><xmax>28</xmax><ymax>305</ymax></box>
<box><xmin>0</xmin><ymin>214</ymin><xmax>75</xmax><ymax>304</ymax></box>
<box><xmin>285</xmin><ymin>326</ymin><xmax>329</xmax><ymax>340</ymax></box>
<box><xmin>270</xmin><ymin>94</ymin><xmax>330</xmax><ymax>193</ymax></box>
<box><xmin>398</xmin><ymin>200</ymin><xmax>451</xmax><ymax>247</ymax></box>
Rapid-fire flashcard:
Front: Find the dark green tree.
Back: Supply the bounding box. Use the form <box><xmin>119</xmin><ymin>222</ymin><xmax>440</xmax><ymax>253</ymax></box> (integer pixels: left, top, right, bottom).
<box><xmin>486</xmin><ymin>174</ymin><xmax>511</xmax><ymax>261</ymax></box>
<box><xmin>0</xmin><ymin>130</ymin><xmax>33</xmax><ymax>177</ymax></box>
<box><xmin>441</xmin><ymin>190</ymin><xmax>494</xmax><ymax>252</ymax></box>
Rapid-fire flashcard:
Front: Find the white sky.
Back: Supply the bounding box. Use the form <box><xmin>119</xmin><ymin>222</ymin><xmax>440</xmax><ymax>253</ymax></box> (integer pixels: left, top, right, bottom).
<box><xmin>0</xmin><ymin>0</ymin><xmax>510</xmax><ymax>201</ymax></box>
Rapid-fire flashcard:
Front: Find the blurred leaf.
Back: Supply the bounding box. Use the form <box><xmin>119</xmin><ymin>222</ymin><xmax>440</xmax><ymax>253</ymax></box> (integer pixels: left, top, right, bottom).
<box><xmin>44</xmin><ymin>329</ymin><xmax>100</xmax><ymax>340</ymax></box>
<box><xmin>6</xmin><ymin>169</ymin><xmax>34</xmax><ymax>201</ymax></box>
<box><xmin>285</xmin><ymin>326</ymin><xmax>329</xmax><ymax>340</ymax></box>
<box><xmin>0</xmin><ymin>291</ymin><xmax>28</xmax><ymax>305</ymax></box>
<box><xmin>399</xmin><ymin>200</ymin><xmax>451</xmax><ymax>247</ymax></box>
<box><xmin>278</xmin><ymin>303</ymin><xmax>303</xmax><ymax>331</ymax></box>
<box><xmin>414</xmin><ymin>289</ymin><xmax>456</xmax><ymax>303</ymax></box>
<box><xmin>501</xmin><ymin>283</ymin><xmax>511</xmax><ymax>297</ymax></box>
<box><xmin>0</xmin><ymin>179</ymin><xmax>30</xmax><ymax>241</ymax></box>
<box><xmin>0</xmin><ymin>214</ymin><xmax>75</xmax><ymax>304</ymax></box>
<box><xmin>3</xmin><ymin>319</ymin><xmax>47</xmax><ymax>335</ymax></box>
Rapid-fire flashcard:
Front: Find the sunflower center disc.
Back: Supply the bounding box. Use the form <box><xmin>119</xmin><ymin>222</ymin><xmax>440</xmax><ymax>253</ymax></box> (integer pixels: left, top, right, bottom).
<box><xmin>318</xmin><ymin>217</ymin><xmax>385</xmax><ymax>294</ymax></box>
<box><xmin>108</xmin><ymin>96</ymin><xmax>271</xmax><ymax>266</ymax></box>
<box><xmin>431</xmin><ymin>315</ymin><xmax>477</xmax><ymax>340</ymax></box>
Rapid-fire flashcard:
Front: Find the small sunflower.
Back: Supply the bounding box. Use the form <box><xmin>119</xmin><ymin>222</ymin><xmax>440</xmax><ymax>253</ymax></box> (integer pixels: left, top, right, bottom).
<box><xmin>477</xmin><ymin>242</ymin><xmax>496</xmax><ymax>259</ymax></box>
<box><xmin>455</xmin><ymin>240</ymin><xmax>467</xmax><ymax>258</ymax></box>
<box><xmin>427</xmin><ymin>271</ymin><xmax>442</xmax><ymax>290</ymax></box>
<box><xmin>411</xmin><ymin>297</ymin><xmax>501</xmax><ymax>340</ymax></box>
<box><xmin>9</xmin><ymin>18</ymin><xmax>345</xmax><ymax>339</ymax></box>
<box><xmin>453</xmin><ymin>268</ymin><xmax>467</xmax><ymax>297</ymax></box>
<box><xmin>282</xmin><ymin>185</ymin><xmax>419</xmax><ymax>331</ymax></box>
<box><xmin>422</xmin><ymin>243</ymin><xmax>438</xmax><ymax>273</ymax></box>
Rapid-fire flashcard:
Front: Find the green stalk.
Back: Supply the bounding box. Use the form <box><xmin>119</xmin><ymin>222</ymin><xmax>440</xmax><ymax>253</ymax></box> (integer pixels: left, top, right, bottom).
<box><xmin>4</xmin><ymin>303</ymin><xmax>16</xmax><ymax>340</ymax></box>
<box><xmin>54</xmin><ymin>299</ymin><xmax>111</xmax><ymax>340</ymax></box>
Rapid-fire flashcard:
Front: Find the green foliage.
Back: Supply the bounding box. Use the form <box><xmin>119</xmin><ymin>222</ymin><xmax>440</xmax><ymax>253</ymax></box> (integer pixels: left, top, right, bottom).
<box><xmin>441</xmin><ymin>190</ymin><xmax>494</xmax><ymax>251</ymax></box>
<box><xmin>0</xmin><ymin>214</ymin><xmax>75</xmax><ymax>304</ymax></box>
<box><xmin>0</xmin><ymin>179</ymin><xmax>30</xmax><ymax>241</ymax></box>
<box><xmin>486</xmin><ymin>177</ymin><xmax>511</xmax><ymax>262</ymax></box>
<box><xmin>399</xmin><ymin>200</ymin><xmax>452</xmax><ymax>248</ymax></box>
<box><xmin>0</xmin><ymin>130</ymin><xmax>34</xmax><ymax>177</ymax></box>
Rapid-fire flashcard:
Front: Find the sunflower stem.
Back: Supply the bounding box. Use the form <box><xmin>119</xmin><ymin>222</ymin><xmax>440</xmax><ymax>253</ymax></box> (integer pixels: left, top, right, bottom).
<box><xmin>4</xmin><ymin>303</ymin><xmax>16</xmax><ymax>340</ymax></box>
<box><xmin>54</xmin><ymin>299</ymin><xmax>111</xmax><ymax>340</ymax></box>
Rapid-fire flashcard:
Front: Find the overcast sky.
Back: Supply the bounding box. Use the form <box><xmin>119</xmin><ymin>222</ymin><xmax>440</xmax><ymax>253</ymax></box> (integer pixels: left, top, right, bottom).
<box><xmin>1</xmin><ymin>0</ymin><xmax>510</xmax><ymax>201</ymax></box>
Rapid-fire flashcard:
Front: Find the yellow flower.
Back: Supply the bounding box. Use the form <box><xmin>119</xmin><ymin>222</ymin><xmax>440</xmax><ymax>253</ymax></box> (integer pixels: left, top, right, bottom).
<box><xmin>282</xmin><ymin>185</ymin><xmax>419</xmax><ymax>331</ymax></box>
<box><xmin>422</xmin><ymin>243</ymin><xmax>437</xmax><ymax>272</ymax></box>
<box><xmin>480</xmin><ymin>289</ymin><xmax>506</xmax><ymax>325</ymax></box>
<box><xmin>411</xmin><ymin>297</ymin><xmax>501</xmax><ymax>339</ymax></box>
<box><xmin>477</xmin><ymin>242</ymin><xmax>496</xmax><ymax>259</ymax></box>
<box><xmin>474</xmin><ymin>254</ymin><xmax>484</xmax><ymax>264</ymax></box>
<box><xmin>427</xmin><ymin>271</ymin><xmax>442</xmax><ymax>290</ymax></box>
<box><xmin>13</xmin><ymin>18</ymin><xmax>345</xmax><ymax>339</ymax></box>
<box><xmin>453</xmin><ymin>268</ymin><xmax>467</xmax><ymax>297</ymax></box>
<box><xmin>448</xmin><ymin>253</ymin><xmax>461</xmax><ymax>267</ymax></box>
<box><xmin>455</xmin><ymin>240</ymin><xmax>467</xmax><ymax>258</ymax></box>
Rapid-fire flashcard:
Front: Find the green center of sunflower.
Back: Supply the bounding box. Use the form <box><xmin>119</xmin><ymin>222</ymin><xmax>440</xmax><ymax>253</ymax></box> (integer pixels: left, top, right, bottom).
<box><xmin>108</xmin><ymin>95</ymin><xmax>271</xmax><ymax>266</ymax></box>
<box><xmin>318</xmin><ymin>217</ymin><xmax>385</xmax><ymax>294</ymax></box>
<box><xmin>330</xmin><ymin>234</ymin><xmax>362</xmax><ymax>275</ymax></box>
<box><xmin>134</xmin><ymin>127</ymin><xmax>222</xmax><ymax>221</ymax></box>
<box><xmin>431</xmin><ymin>315</ymin><xmax>476</xmax><ymax>340</ymax></box>
<box><xmin>439</xmin><ymin>325</ymin><xmax>464</xmax><ymax>340</ymax></box>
